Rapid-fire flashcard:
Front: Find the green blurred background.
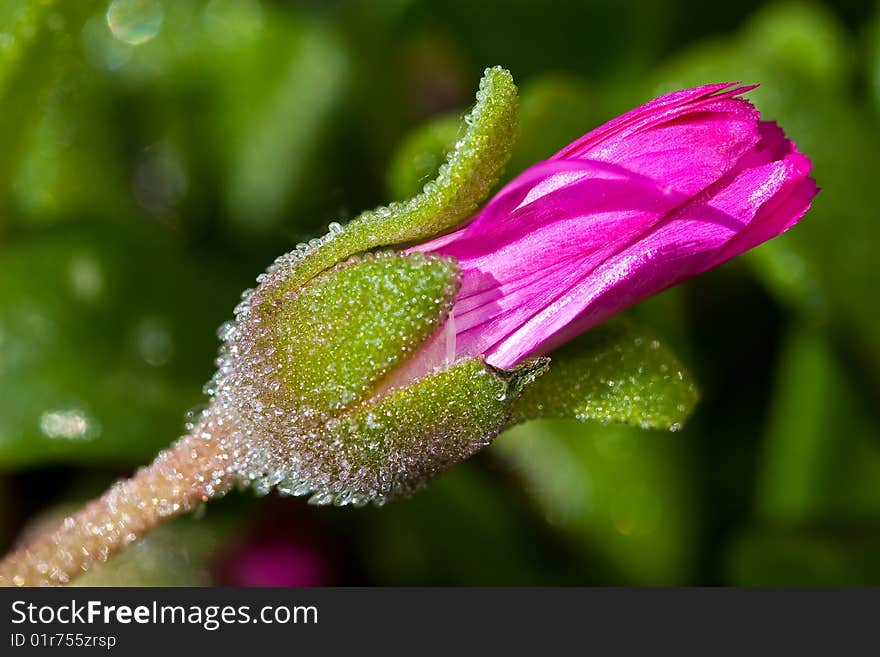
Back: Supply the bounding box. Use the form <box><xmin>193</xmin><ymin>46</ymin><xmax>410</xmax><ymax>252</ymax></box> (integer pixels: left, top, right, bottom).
<box><xmin>2</xmin><ymin>0</ymin><xmax>879</xmax><ymax>585</ymax></box>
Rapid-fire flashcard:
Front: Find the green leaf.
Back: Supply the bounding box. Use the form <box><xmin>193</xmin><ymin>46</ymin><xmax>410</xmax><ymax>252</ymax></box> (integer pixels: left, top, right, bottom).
<box><xmin>492</xmin><ymin>321</ymin><xmax>699</xmax><ymax>584</ymax></box>
<box><xmin>359</xmin><ymin>462</ymin><xmax>578</xmax><ymax>585</ymax></box>
<box><xmin>493</xmin><ymin>419</ymin><xmax>697</xmax><ymax>585</ymax></box>
<box><xmin>725</xmin><ymin>531</ymin><xmax>880</xmax><ymax>586</ymax></box>
<box><xmin>755</xmin><ymin>328</ymin><xmax>880</xmax><ymax>525</ymax></box>
<box><xmin>0</xmin><ymin>226</ymin><xmax>240</xmax><ymax>467</ymax></box>
<box><xmin>510</xmin><ymin>319</ymin><xmax>699</xmax><ymax>431</ymax></box>
<box><xmin>384</xmin><ymin>73</ymin><xmax>596</xmax><ymax>200</ymax></box>
<box><xmin>0</xmin><ymin>1</ymin><xmax>109</xmax><ymax>228</ymax></box>
<box><xmin>870</xmin><ymin>8</ymin><xmax>880</xmax><ymax>112</ymax></box>
<box><xmin>253</xmin><ymin>251</ymin><xmax>460</xmax><ymax>421</ymax></box>
<box><xmin>507</xmin><ymin>74</ymin><xmax>596</xmax><ymax>177</ymax></box>
<box><xmin>20</xmin><ymin>494</ymin><xmax>241</xmax><ymax>587</ymax></box>
<box><xmin>218</xmin><ymin>19</ymin><xmax>349</xmax><ymax>235</ymax></box>
<box><xmin>386</xmin><ymin>113</ymin><xmax>462</xmax><ymax>201</ymax></box>
<box><xmin>76</xmin><ymin>513</ymin><xmax>218</xmax><ymax>586</ymax></box>
<box><xmin>310</xmin><ymin>357</ymin><xmax>548</xmax><ymax>502</ymax></box>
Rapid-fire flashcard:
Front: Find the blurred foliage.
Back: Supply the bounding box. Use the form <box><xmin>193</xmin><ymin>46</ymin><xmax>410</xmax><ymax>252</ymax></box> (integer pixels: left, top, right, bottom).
<box><xmin>1</xmin><ymin>0</ymin><xmax>879</xmax><ymax>585</ymax></box>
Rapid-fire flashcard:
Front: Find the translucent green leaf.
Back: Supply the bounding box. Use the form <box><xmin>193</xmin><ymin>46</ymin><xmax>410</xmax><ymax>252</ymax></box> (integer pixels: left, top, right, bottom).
<box><xmin>726</xmin><ymin>531</ymin><xmax>880</xmax><ymax>586</ymax></box>
<box><xmin>0</xmin><ymin>2</ymin><xmax>105</xmax><ymax>225</ymax></box>
<box><xmin>493</xmin><ymin>320</ymin><xmax>699</xmax><ymax>584</ymax></box>
<box><xmin>0</xmin><ymin>226</ymin><xmax>240</xmax><ymax>467</ymax></box>
<box><xmin>312</xmin><ymin>357</ymin><xmax>548</xmax><ymax>501</ymax></box>
<box><xmin>384</xmin><ymin>73</ymin><xmax>596</xmax><ymax>200</ymax></box>
<box><xmin>869</xmin><ymin>8</ymin><xmax>880</xmax><ymax>112</ymax></box>
<box><xmin>10</xmin><ymin>73</ymin><xmax>132</xmax><ymax>227</ymax></box>
<box><xmin>510</xmin><ymin>320</ymin><xmax>699</xmax><ymax>431</ymax></box>
<box><xmin>493</xmin><ymin>419</ymin><xmax>697</xmax><ymax>585</ymax></box>
<box><xmin>359</xmin><ymin>462</ymin><xmax>577</xmax><ymax>585</ymax></box>
<box><xmin>17</xmin><ymin>496</ymin><xmax>239</xmax><ymax>587</ymax></box>
<box><xmin>0</xmin><ymin>2</ymin><xmax>97</xmax><ymax>95</ymax></box>
<box><xmin>650</xmin><ymin>3</ymin><xmax>850</xmax><ymax>99</ymax></box>
<box><xmin>650</xmin><ymin>3</ymin><xmax>880</xmax><ymax>377</ymax></box>
<box><xmin>507</xmin><ymin>74</ymin><xmax>596</xmax><ymax>177</ymax></box>
<box><xmin>253</xmin><ymin>251</ymin><xmax>460</xmax><ymax>421</ymax></box>
<box><xmin>75</xmin><ymin>522</ymin><xmax>209</xmax><ymax>587</ymax></box>
<box><xmin>386</xmin><ymin>114</ymin><xmax>462</xmax><ymax>201</ymax></box>
<box><xmin>755</xmin><ymin>328</ymin><xmax>880</xmax><ymax>525</ymax></box>
<box><xmin>219</xmin><ymin>20</ymin><xmax>349</xmax><ymax>235</ymax></box>
<box><xmin>77</xmin><ymin>513</ymin><xmax>219</xmax><ymax>586</ymax></box>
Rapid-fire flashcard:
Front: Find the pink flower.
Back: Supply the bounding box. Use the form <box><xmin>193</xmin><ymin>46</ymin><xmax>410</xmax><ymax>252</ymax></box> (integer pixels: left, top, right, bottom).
<box><xmin>218</xmin><ymin>540</ymin><xmax>329</xmax><ymax>587</ymax></box>
<box><xmin>412</xmin><ymin>83</ymin><xmax>817</xmax><ymax>369</ymax></box>
<box><xmin>214</xmin><ymin>511</ymin><xmax>333</xmax><ymax>587</ymax></box>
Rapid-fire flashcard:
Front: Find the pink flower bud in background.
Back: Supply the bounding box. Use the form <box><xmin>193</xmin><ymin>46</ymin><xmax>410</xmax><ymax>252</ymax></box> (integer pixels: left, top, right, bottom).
<box><xmin>412</xmin><ymin>83</ymin><xmax>817</xmax><ymax>369</ymax></box>
<box><xmin>219</xmin><ymin>542</ymin><xmax>328</xmax><ymax>587</ymax></box>
<box><xmin>215</xmin><ymin>511</ymin><xmax>333</xmax><ymax>587</ymax></box>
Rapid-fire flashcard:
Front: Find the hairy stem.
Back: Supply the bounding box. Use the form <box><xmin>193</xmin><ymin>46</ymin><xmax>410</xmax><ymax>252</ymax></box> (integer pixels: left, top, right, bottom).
<box><xmin>0</xmin><ymin>412</ymin><xmax>236</xmax><ymax>586</ymax></box>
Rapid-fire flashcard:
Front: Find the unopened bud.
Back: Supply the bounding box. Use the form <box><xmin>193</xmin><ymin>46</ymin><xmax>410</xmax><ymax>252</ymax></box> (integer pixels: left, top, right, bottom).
<box><xmin>207</xmin><ymin>250</ymin><xmax>547</xmax><ymax>506</ymax></box>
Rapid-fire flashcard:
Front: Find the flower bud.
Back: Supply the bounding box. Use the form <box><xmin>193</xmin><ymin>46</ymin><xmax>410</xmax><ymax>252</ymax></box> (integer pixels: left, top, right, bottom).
<box><xmin>200</xmin><ymin>77</ymin><xmax>812</xmax><ymax>509</ymax></box>
<box><xmin>207</xmin><ymin>250</ymin><xmax>547</xmax><ymax>506</ymax></box>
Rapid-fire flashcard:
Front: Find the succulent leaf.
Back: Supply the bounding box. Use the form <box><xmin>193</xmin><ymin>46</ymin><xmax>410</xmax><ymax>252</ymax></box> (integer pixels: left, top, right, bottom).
<box><xmin>509</xmin><ymin>319</ymin><xmax>699</xmax><ymax>431</ymax></box>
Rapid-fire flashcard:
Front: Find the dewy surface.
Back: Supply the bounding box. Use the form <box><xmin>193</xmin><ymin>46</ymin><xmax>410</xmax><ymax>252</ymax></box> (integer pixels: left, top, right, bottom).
<box><xmin>0</xmin><ymin>414</ymin><xmax>236</xmax><ymax>586</ymax></box>
<box><xmin>509</xmin><ymin>319</ymin><xmax>699</xmax><ymax>430</ymax></box>
<box><xmin>0</xmin><ymin>64</ymin><xmax>701</xmax><ymax>585</ymax></box>
<box><xmin>205</xmin><ymin>249</ymin><xmax>548</xmax><ymax>506</ymax></box>
<box><xmin>191</xmin><ymin>67</ymin><xmax>523</xmax><ymax>506</ymax></box>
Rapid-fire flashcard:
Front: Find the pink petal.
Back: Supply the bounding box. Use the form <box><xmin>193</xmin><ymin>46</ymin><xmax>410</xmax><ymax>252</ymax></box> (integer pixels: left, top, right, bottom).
<box><xmin>491</xmin><ymin>154</ymin><xmax>815</xmax><ymax>366</ymax></box>
<box><xmin>555</xmin><ymin>83</ymin><xmax>757</xmax><ymax>159</ymax></box>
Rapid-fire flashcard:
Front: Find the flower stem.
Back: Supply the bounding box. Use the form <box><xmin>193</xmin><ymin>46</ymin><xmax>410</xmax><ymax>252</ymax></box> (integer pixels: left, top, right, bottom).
<box><xmin>0</xmin><ymin>411</ymin><xmax>236</xmax><ymax>586</ymax></box>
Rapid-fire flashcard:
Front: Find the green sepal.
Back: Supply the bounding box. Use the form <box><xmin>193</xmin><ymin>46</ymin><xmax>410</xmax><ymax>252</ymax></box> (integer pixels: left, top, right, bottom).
<box><xmin>509</xmin><ymin>319</ymin><xmax>699</xmax><ymax>431</ymax></box>
<box><xmin>296</xmin><ymin>357</ymin><xmax>549</xmax><ymax>505</ymax></box>
<box><xmin>272</xmin><ymin>66</ymin><xmax>518</xmax><ymax>294</ymax></box>
<box><xmin>251</xmin><ymin>251</ymin><xmax>461</xmax><ymax>422</ymax></box>
<box><xmin>386</xmin><ymin>74</ymin><xmax>596</xmax><ymax>202</ymax></box>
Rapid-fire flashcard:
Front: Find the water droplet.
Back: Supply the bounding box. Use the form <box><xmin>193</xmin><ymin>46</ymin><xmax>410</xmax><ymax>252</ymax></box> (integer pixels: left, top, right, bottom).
<box><xmin>106</xmin><ymin>0</ymin><xmax>164</xmax><ymax>46</ymax></box>
<box><xmin>132</xmin><ymin>316</ymin><xmax>173</xmax><ymax>366</ymax></box>
<box><xmin>217</xmin><ymin>321</ymin><xmax>236</xmax><ymax>342</ymax></box>
<box><xmin>39</xmin><ymin>409</ymin><xmax>98</xmax><ymax>441</ymax></box>
<box><xmin>307</xmin><ymin>491</ymin><xmax>333</xmax><ymax>506</ymax></box>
